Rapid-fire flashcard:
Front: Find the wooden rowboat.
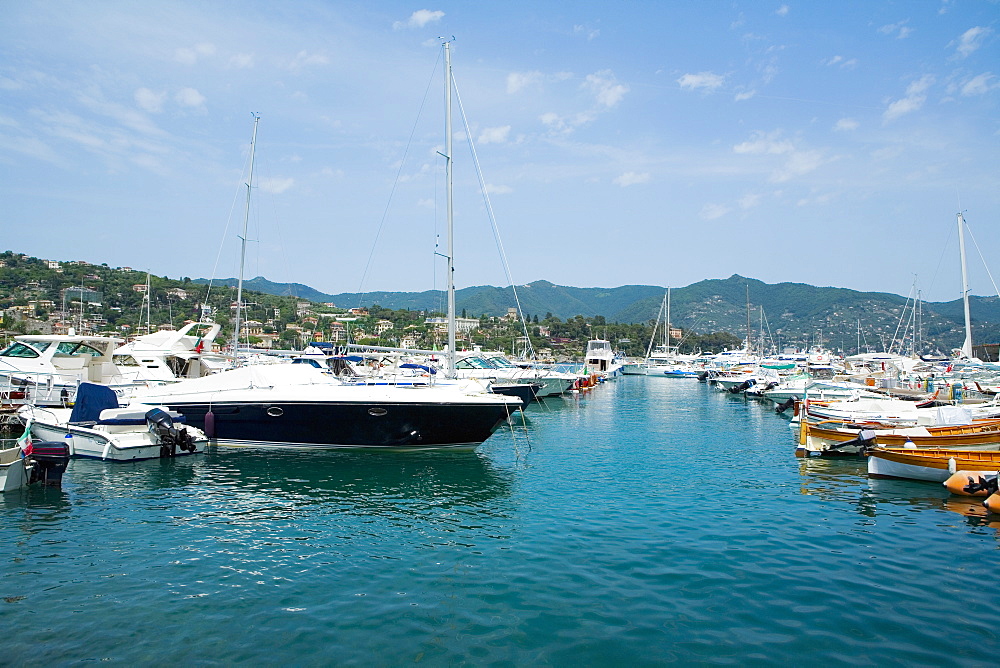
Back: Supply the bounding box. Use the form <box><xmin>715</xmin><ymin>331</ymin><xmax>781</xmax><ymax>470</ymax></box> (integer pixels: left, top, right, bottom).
<box><xmin>866</xmin><ymin>448</ymin><xmax>1000</xmax><ymax>482</ymax></box>
<box><xmin>797</xmin><ymin>418</ymin><xmax>1000</xmax><ymax>457</ymax></box>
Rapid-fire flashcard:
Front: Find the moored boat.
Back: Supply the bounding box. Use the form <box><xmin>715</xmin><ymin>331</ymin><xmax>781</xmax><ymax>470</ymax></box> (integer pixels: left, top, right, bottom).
<box><xmin>21</xmin><ymin>383</ymin><xmax>207</xmax><ymax>461</ymax></box>
<box><xmin>128</xmin><ymin>363</ymin><xmax>521</xmax><ymax>450</ymax></box>
<box><xmin>797</xmin><ymin>418</ymin><xmax>1000</xmax><ymax>456</ymax></box>
<box><xmin>866</xmin><ymin>447</ymin><xmax>1000</xmax><ymax>482</ymax></box>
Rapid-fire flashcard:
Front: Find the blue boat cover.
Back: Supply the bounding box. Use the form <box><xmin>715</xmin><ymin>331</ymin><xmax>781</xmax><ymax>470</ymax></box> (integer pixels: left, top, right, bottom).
<box><xmin>68</xmin><ymin>383</ymin><xmax>120</xmax><ymax>423</ymax></box>
<box><xmin>400</xmin><ymin>363</ymin><xmax>437</xmax><ymax>375</ymax></box>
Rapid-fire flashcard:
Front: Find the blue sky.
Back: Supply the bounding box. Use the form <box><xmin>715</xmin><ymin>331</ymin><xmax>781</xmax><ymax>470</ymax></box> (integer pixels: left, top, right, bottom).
<box><xmin>2</xmin><ymin>1</ymin><xmax>998</xmax><ymax>304</ymax></box>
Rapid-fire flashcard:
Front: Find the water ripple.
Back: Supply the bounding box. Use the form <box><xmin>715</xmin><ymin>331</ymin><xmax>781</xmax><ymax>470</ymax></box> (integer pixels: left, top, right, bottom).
<box><xmin>3</xmin><ymin>378</ymin><xmax>1000</xmax><ymax>664</ymax></box>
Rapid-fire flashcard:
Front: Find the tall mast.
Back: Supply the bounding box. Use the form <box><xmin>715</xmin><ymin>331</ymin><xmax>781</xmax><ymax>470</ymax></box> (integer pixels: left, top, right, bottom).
<box><xmin>232</xmin><ymin>113</ymin><xmax>259</xmax><ymax>359</ymax></box>
<box><xmin>444</xmin><ymin>41</ymin><xmax>456</xmax><ymax>378</ymax></box>
<box><xmin>958</xmin><ymin>211</ymin><xmax>973</xmax><ymax>359</ymax></box>
<box><xmin>666</xmin><ymin>287</ymin><xmax>671</xmax><ymax>350</ymax></box>
<box><xmin>745</xmin><ymin>284</ymin><xmax>751</xmax><ymax>354</ymax></box>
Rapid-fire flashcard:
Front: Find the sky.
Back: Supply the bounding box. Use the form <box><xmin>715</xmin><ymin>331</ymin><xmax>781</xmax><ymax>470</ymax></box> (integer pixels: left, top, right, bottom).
<box><xmin>1</xmin><ymin>1</ymin><xmax>998</xmax><ymax>305</ymax></box>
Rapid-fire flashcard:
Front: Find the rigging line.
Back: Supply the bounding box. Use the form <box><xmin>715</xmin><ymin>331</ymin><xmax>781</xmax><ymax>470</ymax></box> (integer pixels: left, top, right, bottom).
<box><xmin>354</xmin><ymin>51</ymin><xmax>442</xmax><ymax>309</ymax></box>
<box><xmin>204</xmin><ymin>118</ymin><xmax>257</xmax><ymax>318</ymax></box>
<box><xmin>888</xmin><ymin>283</ymin><xmax>915</xmax><ymax>356</ymax></box>
<box><xmin>925</xmin><ymin>223</ymin><xmax>956</xmax><ymax>304</ymax></box>
<box><xmin>963</xmin><ymin>219</ymin><xmax>1000</xmax><ymax>298</ymax></box>
<box><xmin>255</xmin><ymin>142</ymin><xmax>295</xmax><ymax>302</ymax></box>
<box><xmin>452</xmin><ymin>76</ymin><xmax>536</xmax><ymax>360</ymax></box>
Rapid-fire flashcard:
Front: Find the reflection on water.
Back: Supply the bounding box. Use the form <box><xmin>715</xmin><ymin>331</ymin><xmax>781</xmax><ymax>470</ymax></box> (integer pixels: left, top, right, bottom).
<box><xmin>195</xmin><ymin>446</ymin><xmax>515</xmax><ymax>508</ymax></box>
<box><xmin>5</xmin><ymin>376</ymin><xmax>1000</xmax><ymax>666</ymax></box>
<box><xmin>793</xmin><ymin>444</ymin><xmax>1000</xmax><ymax>526</ymax></box>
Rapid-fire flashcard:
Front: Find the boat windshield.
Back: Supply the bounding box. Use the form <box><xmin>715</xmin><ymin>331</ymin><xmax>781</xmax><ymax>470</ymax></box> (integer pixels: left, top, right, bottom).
<box><xmin>54</xmin><ymin>342</ymin><xmax>105</xmax><ymax>357</ymax></box>
<box><xmin>487</xmin><ymin>357</ymin><xmax>517</xmax><ymax>368</ymax></box>
<box><xmin>113</xmin><ymin>354</ymin><xmax>140</xmax><ymax>367</ymax></box>
<box><xmin>0</xmin><ymin>342</ymin><xmax>47</xmax><ymax>358</ymax></box>
<box><xmin>456</xmin><ymin>357</ymin><xmax>494</xmax><ymax>370</ymax></box>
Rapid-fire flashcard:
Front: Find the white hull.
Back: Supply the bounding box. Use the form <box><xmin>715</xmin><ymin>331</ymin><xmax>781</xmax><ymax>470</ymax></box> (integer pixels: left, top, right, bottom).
<box><xmin>1</xmin><ymin>446</ymin><xmax>31</xmax><ymax>492</ymax></box>
<box><xmin>867</xmin><ymin>455</ymin><xmax>951</xmax><ymax>482</ymax></box>
<box><xmin>25</xmin><ymin>407</ymin><xmax>208</xmax><ymax>462</ymax></box>
<box><xmin>29</xmin><ymin>420</ymin><xmax>207</xmax><ymax>461</ymax></box>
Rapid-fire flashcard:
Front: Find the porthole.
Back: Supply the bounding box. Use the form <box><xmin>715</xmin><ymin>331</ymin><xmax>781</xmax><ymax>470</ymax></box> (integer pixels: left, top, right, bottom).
<box><xmin>266</xmin><ymin>406</ymin><xmax>284</xmax><ymax>417</ymax></box>
<box><xmin>368</xmin><ymin>407</ymin><xmax>388</xmax><ymax>417</ymax></box>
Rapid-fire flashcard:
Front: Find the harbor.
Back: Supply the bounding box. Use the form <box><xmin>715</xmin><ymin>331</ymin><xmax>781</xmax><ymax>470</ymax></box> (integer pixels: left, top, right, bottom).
<box><xmin>3</xmin><ymin>376</ymin><xmax>999</xmax><ymax>664</ymax></box>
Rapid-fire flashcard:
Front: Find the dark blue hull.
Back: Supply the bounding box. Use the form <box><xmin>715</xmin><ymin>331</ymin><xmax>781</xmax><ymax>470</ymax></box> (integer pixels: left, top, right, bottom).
<box><xmin>163</xmin><ymin>400</ymin><xmax>514</xmax><ymax>448</ymax></box>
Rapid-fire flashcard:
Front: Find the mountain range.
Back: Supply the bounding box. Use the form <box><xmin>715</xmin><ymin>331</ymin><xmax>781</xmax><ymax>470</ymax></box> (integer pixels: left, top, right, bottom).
<box><xmin>194</xmin><ymin>275</ymin><xmax>1000</xmax><ymax>353</ymax></box>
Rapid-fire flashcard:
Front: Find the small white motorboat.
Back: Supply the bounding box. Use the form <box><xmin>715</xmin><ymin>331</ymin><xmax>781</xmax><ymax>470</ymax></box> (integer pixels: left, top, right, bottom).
<box><xmin>21</xmin><ymin>383</ymin><xmax>207</xmax><ymax>462</ymax></box>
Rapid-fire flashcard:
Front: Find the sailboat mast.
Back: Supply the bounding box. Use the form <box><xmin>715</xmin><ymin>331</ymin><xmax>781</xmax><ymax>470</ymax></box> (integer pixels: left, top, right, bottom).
<box><xmin>444</xmin><ymin>41</ymin><xmax>457</xmax><ymax>378</ymax></box>
<box><xmin>232</xmin><ymin>114</ymin><xmax>259</xmax><ymax>358</ymax></box>
<box><xmin>666</xmin><ymin>287</ymin><xmax>671</xmax><ymax>350</ymax></box>
<box><xmin>957</xmin><ymin>212</ymin><xmax>973</xmax><ymax>359</ymax></box>
<box><xmin>746</xmin><ymin>284</ymin><xmax>751</xmax><ymax>354</ymax></box>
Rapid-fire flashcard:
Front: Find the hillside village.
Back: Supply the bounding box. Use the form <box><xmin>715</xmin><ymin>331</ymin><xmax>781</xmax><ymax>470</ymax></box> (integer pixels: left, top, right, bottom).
<box><xmin>6</xmin><ymin>250</ymin><xmax>998</xmax><ymax>361</ymax></box>
<box><xmin>1</xmin><ymin>251</ymin><xmax>744</xmax><ymax>360</ymax></box>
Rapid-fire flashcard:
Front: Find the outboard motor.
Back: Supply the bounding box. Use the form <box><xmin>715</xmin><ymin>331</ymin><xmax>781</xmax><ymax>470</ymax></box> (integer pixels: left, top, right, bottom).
<box><xmin>963</xmin><ymin>474</ymin><xmax>999</xmax><ymax>496</ymax></box>
<box><xmin>25</xmin><ymin>441</ymin><xmax>71</xmax><ymax>486</ymax></box>
<box><xmin>827</xmin><ymin>429</ymin><xmax>878</xmax><ymax>454</ymax></box>
<box><xmin>145</xmin><ymin>408</ymin><xmax>197</xmax><ymax>457</ymax></box>
<box><xmin>775</xmin><ymin>396</ymin><xmax>797</xmax><ymax>414</ymax></box>
<box><xmin>729</xmin><ymin>379</ymin><xmax>755</xmax><ymax>394</ymax></box>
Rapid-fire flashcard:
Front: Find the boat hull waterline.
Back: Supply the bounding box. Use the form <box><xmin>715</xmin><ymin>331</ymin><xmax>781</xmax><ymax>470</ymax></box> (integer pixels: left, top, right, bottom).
<box><xmin>161</xmin><ymin>400</ymin><xmax>514</xmax><ymax>449</ymax></box>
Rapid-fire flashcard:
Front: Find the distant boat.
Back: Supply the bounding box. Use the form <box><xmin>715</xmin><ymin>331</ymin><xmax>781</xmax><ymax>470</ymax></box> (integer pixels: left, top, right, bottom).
<box><xmin>584</xmin><ymin>339</ymin><xmax>623</xmax><ymax>378</ymax></box>
<box><xmin>640</xmin><ymin>288</ymin><xmax>702</xmax><ymax>377</ymax></box>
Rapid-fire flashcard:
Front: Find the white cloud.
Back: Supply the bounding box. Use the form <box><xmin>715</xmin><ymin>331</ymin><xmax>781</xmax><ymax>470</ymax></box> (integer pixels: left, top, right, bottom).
<box><xmin>540</xmin><ymin>112</ymin><xmax>563</xmax><ymax>129</ymax></box>
<box><xmin>961</xmin><ymin>72</ymin><xmax>998</xmax><ymax>96</ymax></box>
<box><xmin>823</xmin><ymin>55</ymin><xmax>859</xmax><ymax>69</ymax></box>
<box><xmin>584</xmin><ymin>70</ymin><xmax>628</xmax><ymax>107</ymax></box>
<box><xmin>700</xmin><ymin>203</ymin><xmax>731</xmax><ymax>220</ymax></box>
<box><xmin>771</xmin><ymin>150</ymin><xmax>823</xmax><ymax>183</ymax></box>
<box><xmin>733</xmin><ymin>130</ymin><xmax>794</xmax><ymax>155</ymax></box>
<box><xmin>733</xmin><ymin>130</ymin><xmax>826</xmax><ymax>182</ymax></box>
<box><xmin>134</xmin><ymin>88</ymin><xmax>166</xmax><ymax>113</ymax></box>
<box><xmin>776</xmin><ymin>5</ymin><xmax>789</xmax><ymax>17</ymax></box>
<box><xmin>574</xmin><ymin>25</ymin><xmax>600</xmax><ymax>40</ymax></box>
<box><xmin>677</xmin><ymin>71</ymin><xmax>725</xmax><ymax>92</ymax></box>
<box><xmin>734</xmin><ymin>90</ymin><xmax>756</xmax><ymax>101</ymax></box>
<box><xmin>175</xmin><ymin>88</ymin><xmax>206</xmax><ymax>109</ymax></box>
<box><xmin>507</xmin><ymin>71</ymin><xmax>542</xmax><ymax>94</ymax></box>
<box><xmin>478</xmin><ymin>126</ymin><xmax>510</xmax><ymax>144</ymax></box>
<box><xmin>955</xmin><ymin>26</ymin><xmax>992</xmax><ymax>58</ymax></box>
<box><xmin>883</xmin><ymin>74</ymin><xmax>934</xmax><ymax>122</ymax></box>
<box><xmin>485</xmin><ymin>183</ymin><xmax>512</xmax><ymax>195</ymax></box>
<box><xmin>393</xmin><ymin>10</ymin><xmax>444</xmax><ymax>30</ymax></box>
<box><xmin>879</xmin><ymin>21</ymin><xmax>913</xmax><ymax>39</ymax></box>
<box><xmin>0</xmin><ymin>75</ymin><xmax>23</xmax><ymax>90</ymax></box>
<box><xmin>260</xmin><ymin>177</ymin><xmax>294</xmax><ymax>194</ymax></box>
<box><xmin>229</xmin><ymin>53</ymin><xmax>254</xmax><ymax>69</ymax></box>
<box><xmin>289</xmin><ymin>51</ymin><xmax>329</xmax><ymax>71</ymax></box>
<box><xmin>174</xmin><ymin>43</ymin><xmax>216</xmax><ymax>65</ymax></box>
<box><xmin>834</xmin><ymin>118</ymin><xmax>859</xmax><ymax>131</ymax></box>
<box><xmin>613</xmin><ymin>172</ymin><xmax>650</xmax><ymax>187</ymax></box>
<box><xmin>739</xmin><ymin>193</ymin><xmax>761</xmax><ymax>209</ymax></box>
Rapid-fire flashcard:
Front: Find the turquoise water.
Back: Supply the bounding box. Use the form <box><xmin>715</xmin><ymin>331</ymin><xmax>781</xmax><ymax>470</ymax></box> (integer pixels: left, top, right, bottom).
<box><xmin>3</xmin><ymin>378</ymin><xmax>999</xmax><ymax>665</ymax></box>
